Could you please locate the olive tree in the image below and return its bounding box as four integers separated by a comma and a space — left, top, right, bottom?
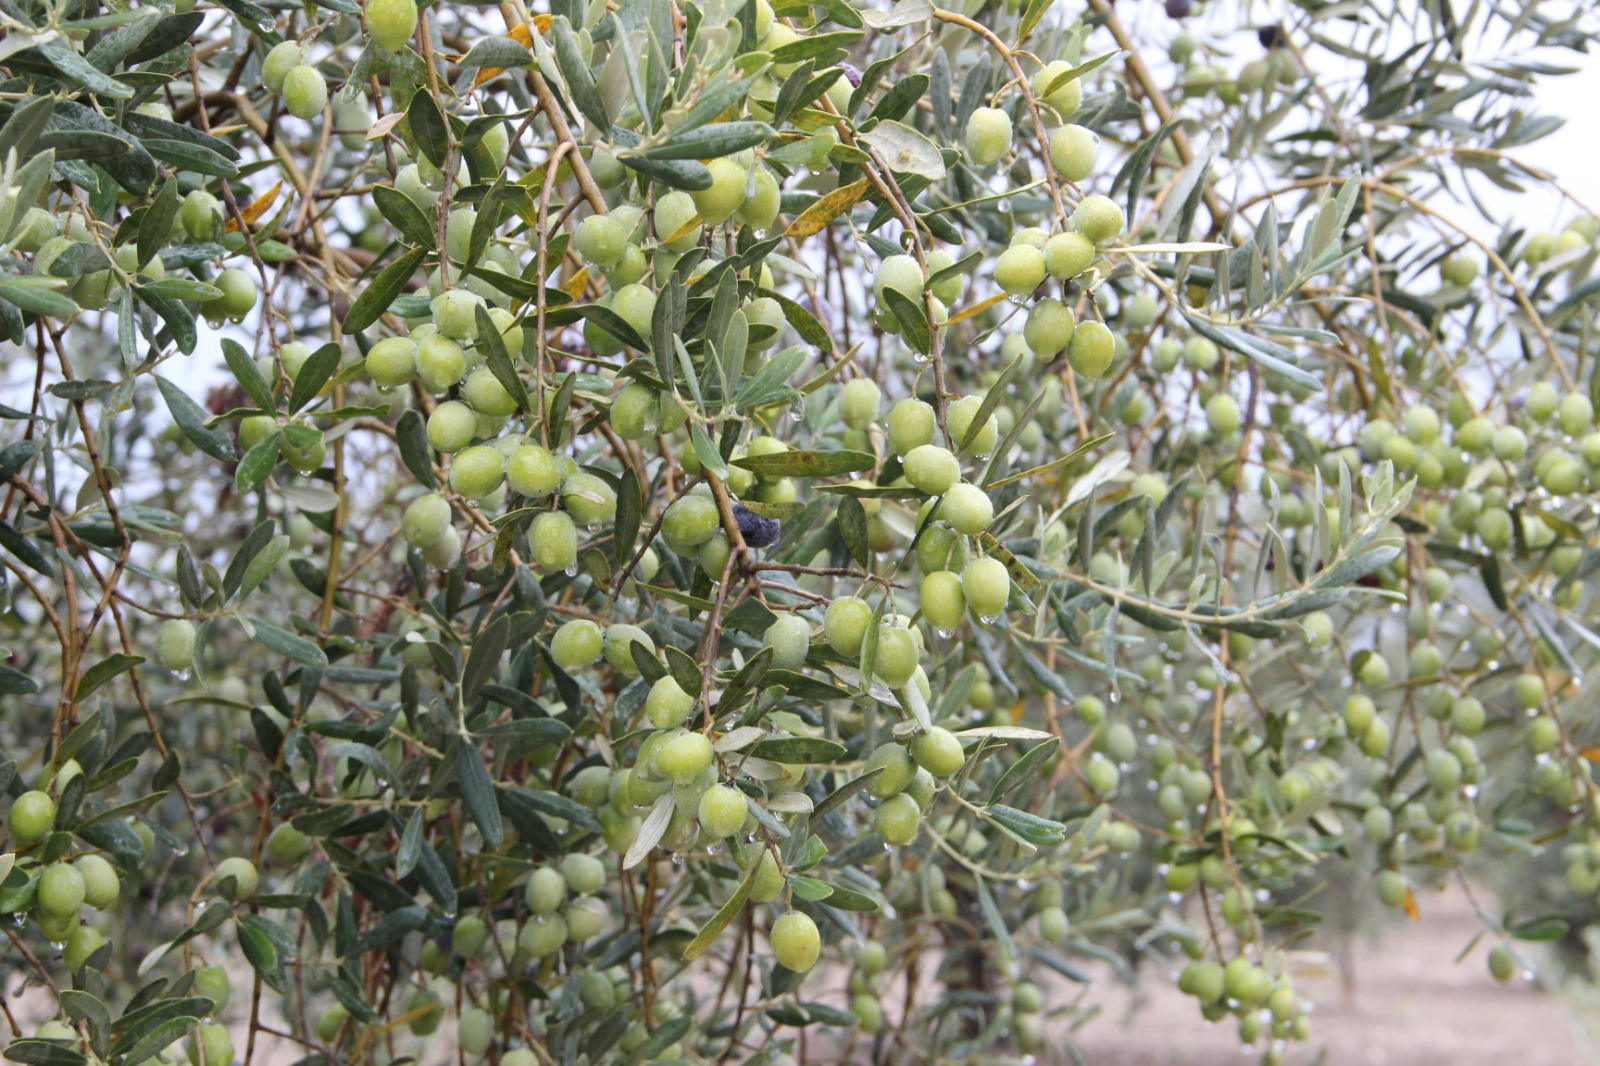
2, 0, 1599, 1061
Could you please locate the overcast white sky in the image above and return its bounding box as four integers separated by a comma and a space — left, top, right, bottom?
1500, 47, 1600, 223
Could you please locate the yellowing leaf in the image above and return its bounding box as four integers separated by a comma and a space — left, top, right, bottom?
665, 215, 706, 248
225, 182, 282, 233
786, 178, 869, 239
1402, 886, 1420, 922
473, 17, 552, 88
1581, 746, 1600, 762
947, 291, 1008, 326
562, 266, 590, 301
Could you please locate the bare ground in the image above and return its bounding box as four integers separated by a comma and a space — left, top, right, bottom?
1070, 883, 1597, 1065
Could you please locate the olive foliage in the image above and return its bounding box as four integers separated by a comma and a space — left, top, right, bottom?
2, 0, 1600, 1062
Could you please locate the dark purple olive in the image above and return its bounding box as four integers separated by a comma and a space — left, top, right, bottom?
732, 504, 781, 548
1165, 0, 1192, 17
1258, 24, 1285, 48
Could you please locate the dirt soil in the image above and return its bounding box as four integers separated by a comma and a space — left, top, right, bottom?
1070, 883, 1597, 1065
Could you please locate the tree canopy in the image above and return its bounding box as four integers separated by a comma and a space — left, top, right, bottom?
3, 0, 1600, 1062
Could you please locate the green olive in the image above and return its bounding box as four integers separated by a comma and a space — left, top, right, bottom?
770, 911, 821, 972
368, 0, 418, 51
282, 65, 328, 120
965, 107, 1013, 166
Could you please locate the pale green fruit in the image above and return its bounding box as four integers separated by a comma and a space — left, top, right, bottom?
458, 1008, 493, 1057
551, 619, 603, 669
1073, 195, 1125, 245
887, 398, 936, 456
940, 482, 993, 535
181, 190, 221, 241
575, 214, 627, 269
1049, 124, 1099, 182
1024, 298, 1075, 356
698, 784, 748, 838
188, 1022, 234, 1066
460, 366, 516, 417
1033, 61, 1083, 116
449, 445, 504, 501
529, 510, 578, 571
213, 856, 258, 899
903, 445, 960, 495
406, 988, 444, 1036
334, 98, 371, 150
965, 107, 1013, 166
873, 625, 919, 687
748, 849, 785, 902
525, 866, 567, 914
692, 158, 748, 225
653, 728, 713, 784
925, 249, 965, 305
962, 556, 1010, 619
562, 471, 617, 527
911, 726, 966, 777
156, 619, 197, 671
560, 853, 606, 895
875, 792, 921, 845
1206, 393, 1241, 435
564, 896, 607, 941
734, 168, 781, 229
1067, 321, 1115, 379
602, 623, 654, 675
646, 675, 696, 729
8, 790, 55, 843
433, 288, 484, 341
415, 334, 465, 392
611, 382, 661, 440
995, 244, 1046, 295
920, 570, 966, 631
193, 964, 232, 1012
1044, 231, 1095, 279
770, 911, 821, 972
762, 614, 811, 670
283, 65, 328, 120
368, 0, 418, 50
427, 401, 476, 453
840, 377, 882, 430
366, 336, 417, 389
262, 41, 302, 94
947, 394, 997, 455
655, 191, 702, 252
874, 254, 924, 305
864, 739, 915, 797
38, 863, 86, 919
507, 444, 561, 498
396, 164, 438, 210
824, 595, 872, 655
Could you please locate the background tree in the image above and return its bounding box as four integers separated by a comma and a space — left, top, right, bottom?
2, 0, 1600, 1063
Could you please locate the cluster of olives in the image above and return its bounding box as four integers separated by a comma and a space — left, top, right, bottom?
1514, 213, 1599, 273
25, 200, 258, 323
5, 788, 117, 971
1177, 954, 1310, 1055
513, 859, 611, 958
392, 124, 513, 214
1169, 29, 1305, 106
859, 729, 967, 845
263, 41, 329, 121
374, 284, 625, 572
